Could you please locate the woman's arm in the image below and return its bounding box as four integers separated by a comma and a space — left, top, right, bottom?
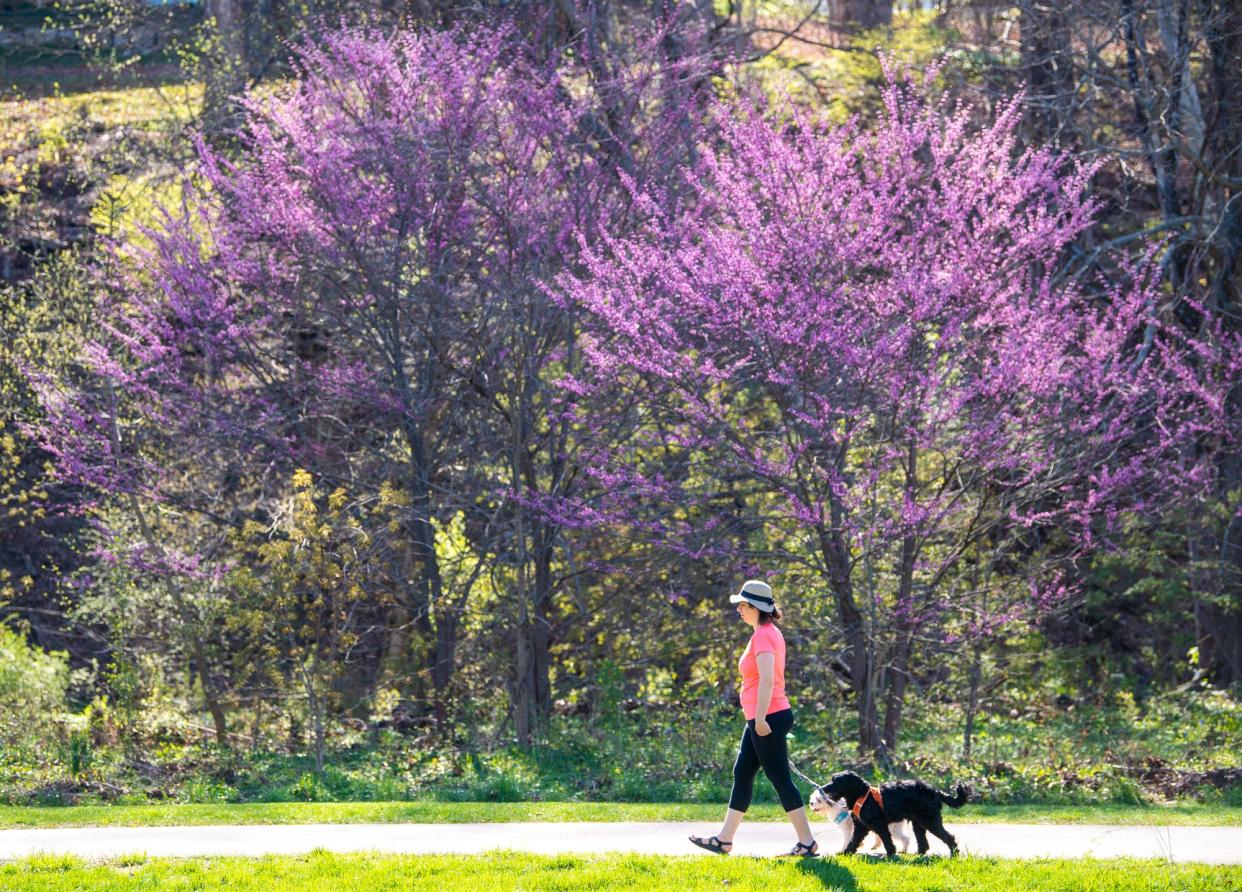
754, 651, 775, 735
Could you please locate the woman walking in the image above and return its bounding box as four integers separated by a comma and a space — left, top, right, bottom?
690, 580, 818, 857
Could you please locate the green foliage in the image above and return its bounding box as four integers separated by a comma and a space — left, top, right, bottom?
177, 778, 235, 804
59, 731, 93, 778
0, 248, 95, 608
225, 469, 380, 771
89, 170, 192, 255
0, 624, 70, 752
5, 690, 1237, 809
750, 9, 957, 119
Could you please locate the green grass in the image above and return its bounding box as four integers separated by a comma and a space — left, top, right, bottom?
1, 800, 1239, 829
2, 851, 1238, 891
0, 82, 199, 144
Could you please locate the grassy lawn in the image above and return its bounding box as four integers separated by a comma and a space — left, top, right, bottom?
0, 82, 199, 143
1, 800, 1240, 829
2, 851, 1237, 891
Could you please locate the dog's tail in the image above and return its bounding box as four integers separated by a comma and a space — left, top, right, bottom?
938, 783, 970, 808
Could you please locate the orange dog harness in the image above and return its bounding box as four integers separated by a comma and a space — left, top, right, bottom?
850, 785, 884, 819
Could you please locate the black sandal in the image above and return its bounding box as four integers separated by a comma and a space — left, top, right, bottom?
778, 840, 819, 858
689, 835, 733, 855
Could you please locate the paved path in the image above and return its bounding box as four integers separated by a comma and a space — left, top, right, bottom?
1, 821, 1238, 864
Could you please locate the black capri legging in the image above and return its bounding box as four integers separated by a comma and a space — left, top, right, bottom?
727, 708, 803, 813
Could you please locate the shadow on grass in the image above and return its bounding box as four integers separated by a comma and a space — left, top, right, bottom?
794, 853, 961, 889
792, 857, 860, 890
1, 54, 188, 99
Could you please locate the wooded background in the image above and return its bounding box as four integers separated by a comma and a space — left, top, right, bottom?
0, 1, 1239, 803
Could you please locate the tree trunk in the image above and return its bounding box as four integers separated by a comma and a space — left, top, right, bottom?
397, 417, 447, 710
202, 0, 248, 133
858, 649, 881, 757
882, 629, 912, 757
829, 0, 892, 31
405, 422, 440, 637
508, 346, 557, 741
1120, 0, 1188, 240
192, 641, 229, 746
1019, 0, 1074, 142
1198, 0, 1242, 689
110, 374, 230, 746
819, 524, 881, 757
432, 609, 459, 694
532, 518, 555, 715
295, 648, 326, 774
510, 515, 550, 744
1200, 592, 1242, 688
307, 671, 325, 775
512, 545, 539, 748
881, 441, 919, 753
1200, 0, 1242, 316
113, 401, 229, 748
514, 625, 538, 745
963, 642, 983, 760
380, 600, 414, 689
511, 407, 539, 744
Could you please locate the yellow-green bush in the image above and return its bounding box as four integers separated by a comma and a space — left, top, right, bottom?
0, 624, 70, 752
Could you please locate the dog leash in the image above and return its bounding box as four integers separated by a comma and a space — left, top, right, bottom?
787, 758, 823, 789
789, 758, 852, 825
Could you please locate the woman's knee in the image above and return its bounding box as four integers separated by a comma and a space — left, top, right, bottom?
777, 783, 804, 812
733, 758, 756, 785
728, 766, 756, 812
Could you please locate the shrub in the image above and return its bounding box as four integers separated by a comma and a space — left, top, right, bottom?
0, 624, 70, 753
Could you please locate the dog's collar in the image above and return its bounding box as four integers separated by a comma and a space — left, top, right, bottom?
850, 785, 884, 819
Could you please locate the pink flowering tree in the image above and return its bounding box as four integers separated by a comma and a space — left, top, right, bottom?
561, 70, 1240, 757
33, 19, 722, 743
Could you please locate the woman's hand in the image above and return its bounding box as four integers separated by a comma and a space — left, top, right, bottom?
754, 717, 771, 737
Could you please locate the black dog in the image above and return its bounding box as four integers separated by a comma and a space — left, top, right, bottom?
818, 770, 970, 857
